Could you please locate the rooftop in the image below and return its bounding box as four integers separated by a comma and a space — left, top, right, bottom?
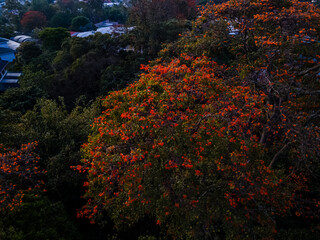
0, 47, 14, 54
7, 40, 20, 50
0, 37, 8, 43
1, 79, 19, 84
0, 59, 20, 91
95, 20, 118, 28
12, 35, 32, 43
5, 72, 22, 78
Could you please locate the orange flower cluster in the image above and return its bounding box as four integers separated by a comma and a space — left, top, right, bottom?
0, 142, 45, 211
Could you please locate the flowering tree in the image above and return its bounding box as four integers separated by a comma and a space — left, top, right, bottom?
77, 1, 320, 239
0, 142, 45, 211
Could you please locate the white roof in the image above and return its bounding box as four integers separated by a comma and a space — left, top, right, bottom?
6, 72, 22, 77
13, 35, 32, 43
104, 3, 120, 7
96, 27, 113, 35
7, 40, 20, 50
73, 26, 133, 38
1, 79, 19, 84
76, 31, 96, 38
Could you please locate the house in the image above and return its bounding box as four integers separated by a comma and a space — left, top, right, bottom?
0, 59, 21, 91
0, 37, 20, 62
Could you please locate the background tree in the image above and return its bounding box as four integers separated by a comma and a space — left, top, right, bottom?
49, 12, 72, 28
0, 108, 23, 148
20, 10, 47, 32
57, 0, 77, 12
128, 0, 197, 56
70, 16, 93, 31
38, 27, 70, 50
29, 0, 56, 20
3, 0, 27, 31
103, 4, 128, 24
0, 17, 14, 38
48, 33, 145, 107
84, 0, 104, 23
4, 0, 24, 12
19, 99, 101, 207
0, 87, 46, 114
0, 194, 82, 240
30, 0, 49, 12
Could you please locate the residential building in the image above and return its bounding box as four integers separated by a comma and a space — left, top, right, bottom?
0, 59, 21, 91
0, 37, 21, 62
0, 47, 15, 62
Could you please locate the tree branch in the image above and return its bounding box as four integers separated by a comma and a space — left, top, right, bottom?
268, 142, 291, 168
297, 64, 320, 76
191, 113, 212, 134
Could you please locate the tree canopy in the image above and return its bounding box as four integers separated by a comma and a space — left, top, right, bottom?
20, 11, 47, 32
78, 0, 320, 239
38, 27, 70, 51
